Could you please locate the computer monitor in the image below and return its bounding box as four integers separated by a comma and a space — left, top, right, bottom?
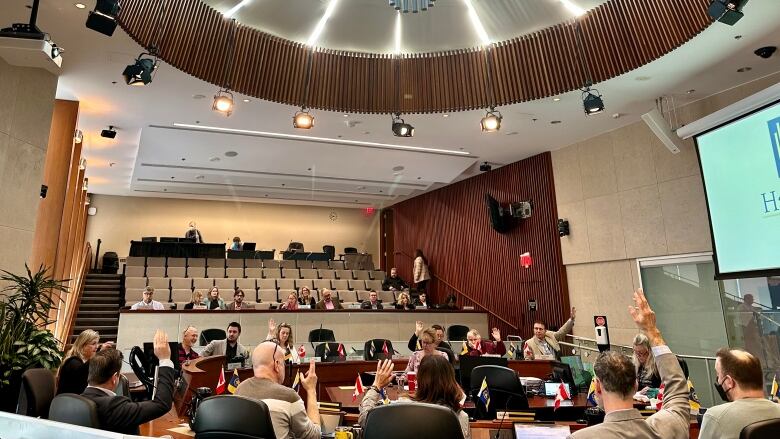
551, 361, 577, 395
543, 382, 571, 397
242, 242, 256, 251
459, 355, 508, 388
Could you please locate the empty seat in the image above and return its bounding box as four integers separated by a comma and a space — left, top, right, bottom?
147, 278, 170, 290
236, 278, 256, 291
207, 258, 225, 268
226, 267, 244, 278
193, 278, 213, 290
126, 256, 145, 266
206, 266, 225, 278
366, 280, 383, 291
146, 257, 165, 267
313, 279, 331, 290
282, 268, 301, 279
171, 278, 192, 290
188, 258, 207, 267
124, 265, 145, 278
245, 259, 263, 268
299, 268, 318, 279
313, 260, 329, 269
263, 268, 282, 279
214, 278, 235, 290
356, 290, 372, 302
226, 258, 244, 268
378, 291, 395, 303
329, 260, 345, 270
336, 270, 354, 280
319, 269, 336, 279
296, 279, 314, 290
49, 394, 99, 428
257, 279, 277, 290
332, 279, 349, 291
124, 289, 144, 302
254, 302, 272, 310
280, 260, 297, 269
278, 289, 296, 301
171, 289, 193, 303
245, 267, 262, 278
167, 266, 186, 278
258, 289, 279, 303
295, 260, 312, 269
370, 270, 387, 281
349, 280, 366, 290
263, 260, 281, 268
16, 368, 55, 418
277, 279, 295, 290
146, 266, 165, 278
125, 277, 147, 289
188, 266, 206, 278
355, 270, 371, 280
338, 290, 358, 303
168, 257, 186, 267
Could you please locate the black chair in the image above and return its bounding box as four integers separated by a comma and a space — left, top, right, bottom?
16, 368, 55, 418
677, 356, 689, 379
200, 328, 227, 346
469, 365, 528, 419
364, 402, 465, 439
141, 236, 157, 242
447, 325, 469, 342
48, 394, 99, 428
129, 346, 155, 398
364, 339, 394, 360
436, 346, 456, 364
308, 328, 335, 346
314, 342, 347, 362
287, 242, 304, 253
192, 395, 276, 439
322, 245, 336, 260
740, 418, 780, 439
344, 247, 358, 254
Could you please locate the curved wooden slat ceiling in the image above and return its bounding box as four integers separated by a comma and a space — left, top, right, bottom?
118, 0, 712, 114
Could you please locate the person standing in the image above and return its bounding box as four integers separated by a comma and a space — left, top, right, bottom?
185, 221, 203, 243
413, 249, 431, 293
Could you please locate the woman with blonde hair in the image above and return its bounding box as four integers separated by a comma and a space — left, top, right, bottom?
57, 329, 112, 394
267, 319, 300, 363
394, 292, 415, 310
184, 290, 206, 309
633, 333, 661, 389
297, 286, 316, 307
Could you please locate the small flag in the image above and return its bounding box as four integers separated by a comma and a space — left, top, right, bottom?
688, 379, 701, 411
523, 341, 533, 360
771, 375, 779, 402
416, 338, 422, 350
292, 371, 301, 392
586, 377, 597, 406
337, 343, 346, 358
478, 376, 491, 411
655, 383, 665, 410
216, 368, 226, 394
324, 342, 331, 356
227, 369, 240, 394
298, 344, 306, 359
553, 382, 570, 411
379, 387, 390, 405
508, 342, 516, 359
352, 374, 364, 401
284, 350, 292, 362
382, 340, 389, 355
369, 342, 376, 358
461, 341, 469, 355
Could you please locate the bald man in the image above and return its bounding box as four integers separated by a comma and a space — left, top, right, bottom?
234, 342, 321, 439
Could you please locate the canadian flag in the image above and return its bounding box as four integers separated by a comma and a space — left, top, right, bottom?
382, 340, 389, 355
337, 343, 346, 358
352, 374, 364, 401
523, 341, 534, 359
553, 382, 570, 411
298, 344, 306, 359
216, 368, 226, 394
656, 383, 665, 410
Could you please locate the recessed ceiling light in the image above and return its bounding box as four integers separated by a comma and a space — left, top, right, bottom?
357, 186, 366, 190
551, 120, 562, 124
635, 76, 651, 81
442, 114, 449, 118
75, 3, 86, 9
193, 94, 206, 99
737, 66, 752, 73
343, 114, 349, 117
225, 151, 238, 157
242, 98, 250, 103
170, 176, 175, 179
553, 97, 561, 102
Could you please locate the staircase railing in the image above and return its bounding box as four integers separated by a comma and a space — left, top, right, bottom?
55, 242, 91, 344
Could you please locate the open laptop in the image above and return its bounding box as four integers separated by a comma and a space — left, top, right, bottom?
543, 382, 571, 398
514, 424, 571, 438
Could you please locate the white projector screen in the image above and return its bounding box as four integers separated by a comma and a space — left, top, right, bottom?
695, 99, 780, 279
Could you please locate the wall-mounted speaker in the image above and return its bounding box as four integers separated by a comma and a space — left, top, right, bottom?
641, 108, 687, 154
87, 207, 97, 216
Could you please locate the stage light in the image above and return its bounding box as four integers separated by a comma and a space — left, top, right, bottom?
100, 126, 117, 139
707, 0, 748, 26
122, 54, 158, 86
582, 88, 605, 115
480, 107, 502, 132
293, 108, 314, 129
212, 90, 234, 116
391, 114, 414, 137
86, 0, 120, 36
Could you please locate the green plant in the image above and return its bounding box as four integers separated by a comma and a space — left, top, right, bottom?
0, 264, 68, 388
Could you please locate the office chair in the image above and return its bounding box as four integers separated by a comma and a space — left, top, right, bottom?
447, 325, 469, 342
16, 368, 55, 418
192, 395, 276, 439
287, 242, 304, 253
364, 339, 394, 360
322, 245, 336, 260
200, 328, 227, 346
48, 394, 99, 428
129, 346, 155, 398
436, 346, 456, 364
314, 342, 347, 362
364, 402, 465, 439
740, 418, 780, 439
469, 365, 529, 419
308, 328, 335, 346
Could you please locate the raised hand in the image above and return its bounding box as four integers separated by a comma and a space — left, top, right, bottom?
268, 319, 277, 336
491, 328, 501, 341
100, 341, 115, 351
415, 320, 424, 336
300, 359, 318, 393
372, 359, 395, 389
628, 289, 656, 332
153, 330, 171, 361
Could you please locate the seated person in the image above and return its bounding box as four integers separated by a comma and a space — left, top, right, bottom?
315, 288, 344, 310
202, 322, 251, 367
230, 236, 242, 251
444, 293, 457, 309
382, 267, 409, 291
413, 292, 430, 308
130, 286, 165, 310
523, 307, 575, 360
360, 357, 470, 439
408, 321, 452, 351
267, 319, 301, 364
205, 286, 226, 310
405, 328, 449, 372
633, 333, 661, 390
185, 220, 203, 243
183, 290, 206, 309
81, 331, 175, 435
227, 288, 254, 310
699, 348, 780, 439
298, 286, 316, 307
394, 292, 415, 310
235, 342, 321, 439
360, 290, 383, 310
178, 326, 200, 364
281, 292, 300, 310
463, 328, 506, 357
57, 330, 113, 395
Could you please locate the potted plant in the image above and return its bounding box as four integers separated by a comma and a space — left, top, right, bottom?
0, 265, 68, 412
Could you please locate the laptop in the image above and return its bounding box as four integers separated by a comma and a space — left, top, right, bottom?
514, 424, 571, 438
543, 382, 571, 398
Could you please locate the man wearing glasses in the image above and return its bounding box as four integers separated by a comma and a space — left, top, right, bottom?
227, 288, 254, 310
235, 341, 321, 439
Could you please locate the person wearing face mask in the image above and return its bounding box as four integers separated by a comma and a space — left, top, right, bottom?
235, 342, 321, 439
698, 348, 780, 439
569, 289, 689, 439
523, 307, 575, 360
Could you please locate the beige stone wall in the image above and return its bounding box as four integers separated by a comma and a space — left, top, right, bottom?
86, 194, 381, 264
553, 72, 780, 345
0, 57, 58, 280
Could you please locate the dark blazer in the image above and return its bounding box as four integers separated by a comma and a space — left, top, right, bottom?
57, 356, 89, 395
81, 366, 175, 435
360, 301, 383, 310
315, 299, 344, 310
394, 303, 415, 310
298, 297, 316, 307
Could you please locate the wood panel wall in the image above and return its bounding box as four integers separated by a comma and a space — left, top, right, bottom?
117, 0, 712, 114
389, 152, 566, 338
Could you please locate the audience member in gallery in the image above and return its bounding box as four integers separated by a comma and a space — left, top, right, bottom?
185, 220, 203, 243
633, 333, 661, 390
463, 328, 506, 357
413, 292, 430, 308
130, 286, 165, 310
183, 290, 206, 309
523, 307, 575, 360
281, 292, 300, 310
381, 267, 409, 291
178, 325, 200, 364
394, 292, 415, 310
202, 322, 251, 367
206, 286, 226, 310
57, 329, 113, 395
413, 249, 431, 293
230, 236, 242, 251
315, 288, 344, 310
408, 321, 452, 351
227, 288, 254, 310
405, 328, 449, 372
360, 290, 384, 310
298, 286, 316, 307
267, 319, 301, 364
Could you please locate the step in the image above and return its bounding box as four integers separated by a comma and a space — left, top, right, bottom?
82, 290, 121, 297
73, 325, 117, 333
84, 282, 121, 289
81, 297, 120, 304
87, 274, 123, 279
76, 317, 119, 326
78, 303, 119, 310
76, 310, 120, 318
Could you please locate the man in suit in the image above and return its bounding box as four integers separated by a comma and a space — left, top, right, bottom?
226, 288, 254, 310
569, 289, 689, 439
315, 288, 344, 310
360, 290, 383, 310
202, 322, 252, 367
81, 330, 175, 435
523, 307, 576, 360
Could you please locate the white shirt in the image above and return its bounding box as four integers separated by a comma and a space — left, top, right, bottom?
131, 299, 165, 310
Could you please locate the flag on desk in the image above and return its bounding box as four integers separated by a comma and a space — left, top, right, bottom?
478, 376, 491, 411
298, 344, 306, 360
523, 341, 533, 360
227, 369, 240, 394
379, 388, 390, 405
688, 379, 701, 412
216, 368, 226, 394
655, 383, 665, 410
352, 374, 364, 401
771, 375, 779, 402
586, 377, 597, 406
292, 371, 301, 392
337, 343, 346, 358
369, 341, 376, 358
284, 350, 292, 362
553, 382, 570, 411
382, 340, 389, 356
508, 342, 517, 359
324, 342, 331, 357
461, 341, 469, 356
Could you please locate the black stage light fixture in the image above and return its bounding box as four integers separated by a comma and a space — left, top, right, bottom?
582, 88, 605, 115
122, 54, 158, 86
479, 162, 492, 172
391, 113, 414, 137
480, 107, 502, 133
707, 0, 748, 26
86, 0, 121, 36
100, 125, 117, 139
558, 219, 570, 237
293, 108, 314, 129
40, 184, 48, 199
